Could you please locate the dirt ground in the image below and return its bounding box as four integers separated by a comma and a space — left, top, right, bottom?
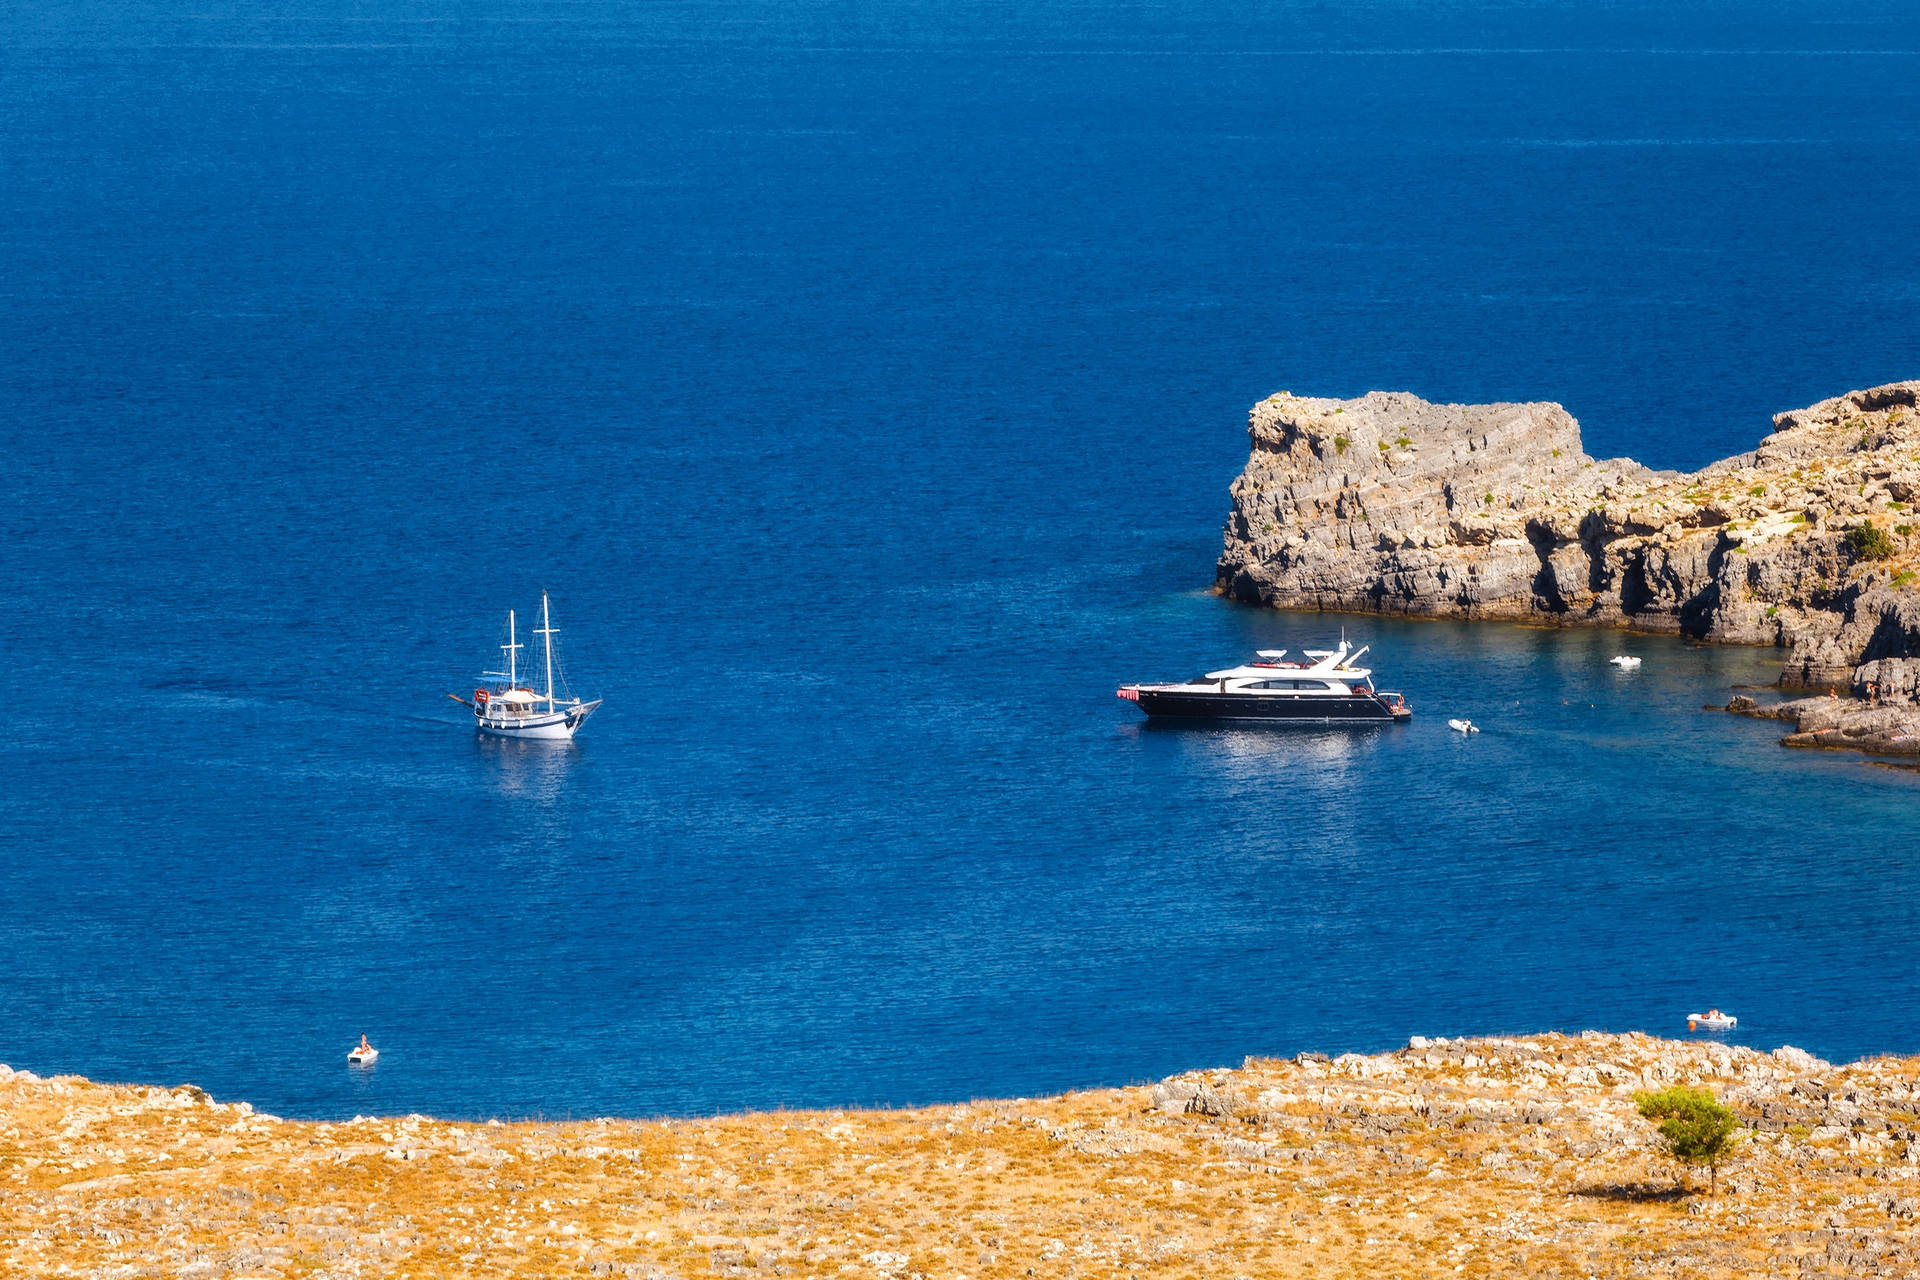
3, 1032, 1916, 1278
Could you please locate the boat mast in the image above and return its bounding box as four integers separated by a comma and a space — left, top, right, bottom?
505, 609, 519, 689
537, 591, 556, 711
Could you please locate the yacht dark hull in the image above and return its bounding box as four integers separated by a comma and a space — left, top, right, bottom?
1129, 689, 1406, 724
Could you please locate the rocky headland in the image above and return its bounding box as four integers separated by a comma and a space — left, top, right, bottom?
1216, 382, 1920, 754
5, 1035, 1920, 1278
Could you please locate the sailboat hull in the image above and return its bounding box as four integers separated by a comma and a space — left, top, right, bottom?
475, 700, 601, 741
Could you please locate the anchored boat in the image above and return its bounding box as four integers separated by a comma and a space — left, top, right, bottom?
1117, 641, 1411, 725
450, 592, 602, 740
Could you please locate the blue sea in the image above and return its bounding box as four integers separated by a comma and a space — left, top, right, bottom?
7, 0, 1920, 1120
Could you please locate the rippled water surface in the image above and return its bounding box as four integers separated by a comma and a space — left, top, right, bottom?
7, 0, 1920, 1118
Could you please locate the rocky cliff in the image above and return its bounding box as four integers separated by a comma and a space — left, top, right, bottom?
6, 1035, 1920, 1278
1217, 383, 1920, 687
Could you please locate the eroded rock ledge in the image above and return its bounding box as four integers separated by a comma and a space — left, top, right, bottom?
6, 1035, 1920, 1278
1216, 383, 1920, 689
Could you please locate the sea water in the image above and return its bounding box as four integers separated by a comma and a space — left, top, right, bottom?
5, 0, 1920, 1119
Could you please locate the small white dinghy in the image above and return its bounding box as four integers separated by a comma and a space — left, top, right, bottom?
1447, 718, 1479, 734
348, 1035, 379, 1065
1687, 1009, 1736, 1031
1609, 655, 1642, 669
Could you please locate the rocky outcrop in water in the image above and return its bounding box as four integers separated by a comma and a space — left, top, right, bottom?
1729, 680, 1920, 759
1217, 383, 1920, 687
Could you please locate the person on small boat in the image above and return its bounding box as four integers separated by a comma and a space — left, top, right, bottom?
356, 1034, 373, 1055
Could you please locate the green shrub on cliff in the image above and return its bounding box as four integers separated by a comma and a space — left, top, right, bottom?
1846, 524, 1897, 561
1333, 435, 1349, 455
1635, 1086, 1740, 1194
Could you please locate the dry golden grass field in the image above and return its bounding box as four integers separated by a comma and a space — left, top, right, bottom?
3, 1032, 1917, 1278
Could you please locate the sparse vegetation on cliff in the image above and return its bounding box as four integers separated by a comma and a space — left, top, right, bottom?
1847, 523, 1897, 561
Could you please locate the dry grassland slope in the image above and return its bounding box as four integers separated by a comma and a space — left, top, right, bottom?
4, 1033, 1920, 1278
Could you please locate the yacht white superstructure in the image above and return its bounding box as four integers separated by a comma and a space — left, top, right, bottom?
452, 592, 601, 740
1117, 639, 1410, 724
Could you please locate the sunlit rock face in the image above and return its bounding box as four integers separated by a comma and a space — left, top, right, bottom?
1218, 382, 1920, 685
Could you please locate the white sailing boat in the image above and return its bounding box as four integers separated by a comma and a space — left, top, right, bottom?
451, 592, 602, 740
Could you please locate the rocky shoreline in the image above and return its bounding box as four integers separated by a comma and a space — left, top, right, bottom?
6, 1034, 1920, 1278
1728, 684, 1920, 761
1216, 382, 1920, 757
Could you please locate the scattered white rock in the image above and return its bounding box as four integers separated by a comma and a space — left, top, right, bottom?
1774, 1045, 1831, 1072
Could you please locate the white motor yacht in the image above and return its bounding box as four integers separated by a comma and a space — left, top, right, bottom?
1117, 640, 1411, 725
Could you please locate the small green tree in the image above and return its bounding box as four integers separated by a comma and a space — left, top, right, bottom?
1846, 523, 1897, 561
1635, 1086, 1741, 1194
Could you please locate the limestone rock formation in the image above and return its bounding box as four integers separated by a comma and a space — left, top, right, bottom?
1217, 383, 1920, 687
1730, 683, 1920, 758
